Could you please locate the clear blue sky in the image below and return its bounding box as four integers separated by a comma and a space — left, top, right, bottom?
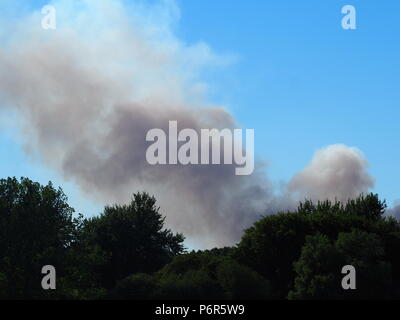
1, 0, 399, 218
176, 0, 400, 205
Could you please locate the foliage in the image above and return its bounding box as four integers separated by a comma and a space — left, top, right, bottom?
236, 193, 400, 299
0, 177, 78, 299
111, 252, 271, 300
289, 230, 392, 299
0, 177, 399, 300
82, 192, 185, 289
109, 273, 158, 300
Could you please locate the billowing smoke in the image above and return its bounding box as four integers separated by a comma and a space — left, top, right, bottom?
288, 144, 375, 202
0, 0, 276, 247
387, 201, 400, 220
0, 0, 378, 247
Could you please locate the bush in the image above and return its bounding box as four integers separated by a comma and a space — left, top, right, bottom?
110, 273, 158, 300
289, 230, 393, 299
236, 194, 400, 299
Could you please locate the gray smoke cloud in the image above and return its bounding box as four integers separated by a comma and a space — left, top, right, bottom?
0, 0, 277, 247
387, 201, 400, 220
0, 0, 379, 247
288, 144, 375, 203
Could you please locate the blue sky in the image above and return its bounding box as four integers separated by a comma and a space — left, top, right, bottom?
1, 0, 399, 221
176, 0, 400, 204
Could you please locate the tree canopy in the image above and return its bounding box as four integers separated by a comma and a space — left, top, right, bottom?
0, 177, 399, 300
82, 192, 185, 289
0, 177, 77, 299
236, 194, 400, 299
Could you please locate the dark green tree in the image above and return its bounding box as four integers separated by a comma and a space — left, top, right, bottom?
335, 229, 392, 299
109, 273, 158, 300
235, 212, 310, 298
236, 193, 400, 299
288, 233, 343, 300
289, 230, 392, 299
83, 192, 185, 289
0, 177, 79, 299
110, 251, 271, 300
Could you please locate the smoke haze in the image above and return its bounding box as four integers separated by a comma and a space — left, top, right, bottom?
288, 144, 374, 203
0, 0, 383, 247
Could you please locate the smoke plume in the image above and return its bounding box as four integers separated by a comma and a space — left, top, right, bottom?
288, 144, 374, 202
0, 0, 377, 247
387, 201, 400, 220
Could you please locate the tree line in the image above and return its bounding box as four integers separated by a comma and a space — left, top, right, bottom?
0, 177, 399, 300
